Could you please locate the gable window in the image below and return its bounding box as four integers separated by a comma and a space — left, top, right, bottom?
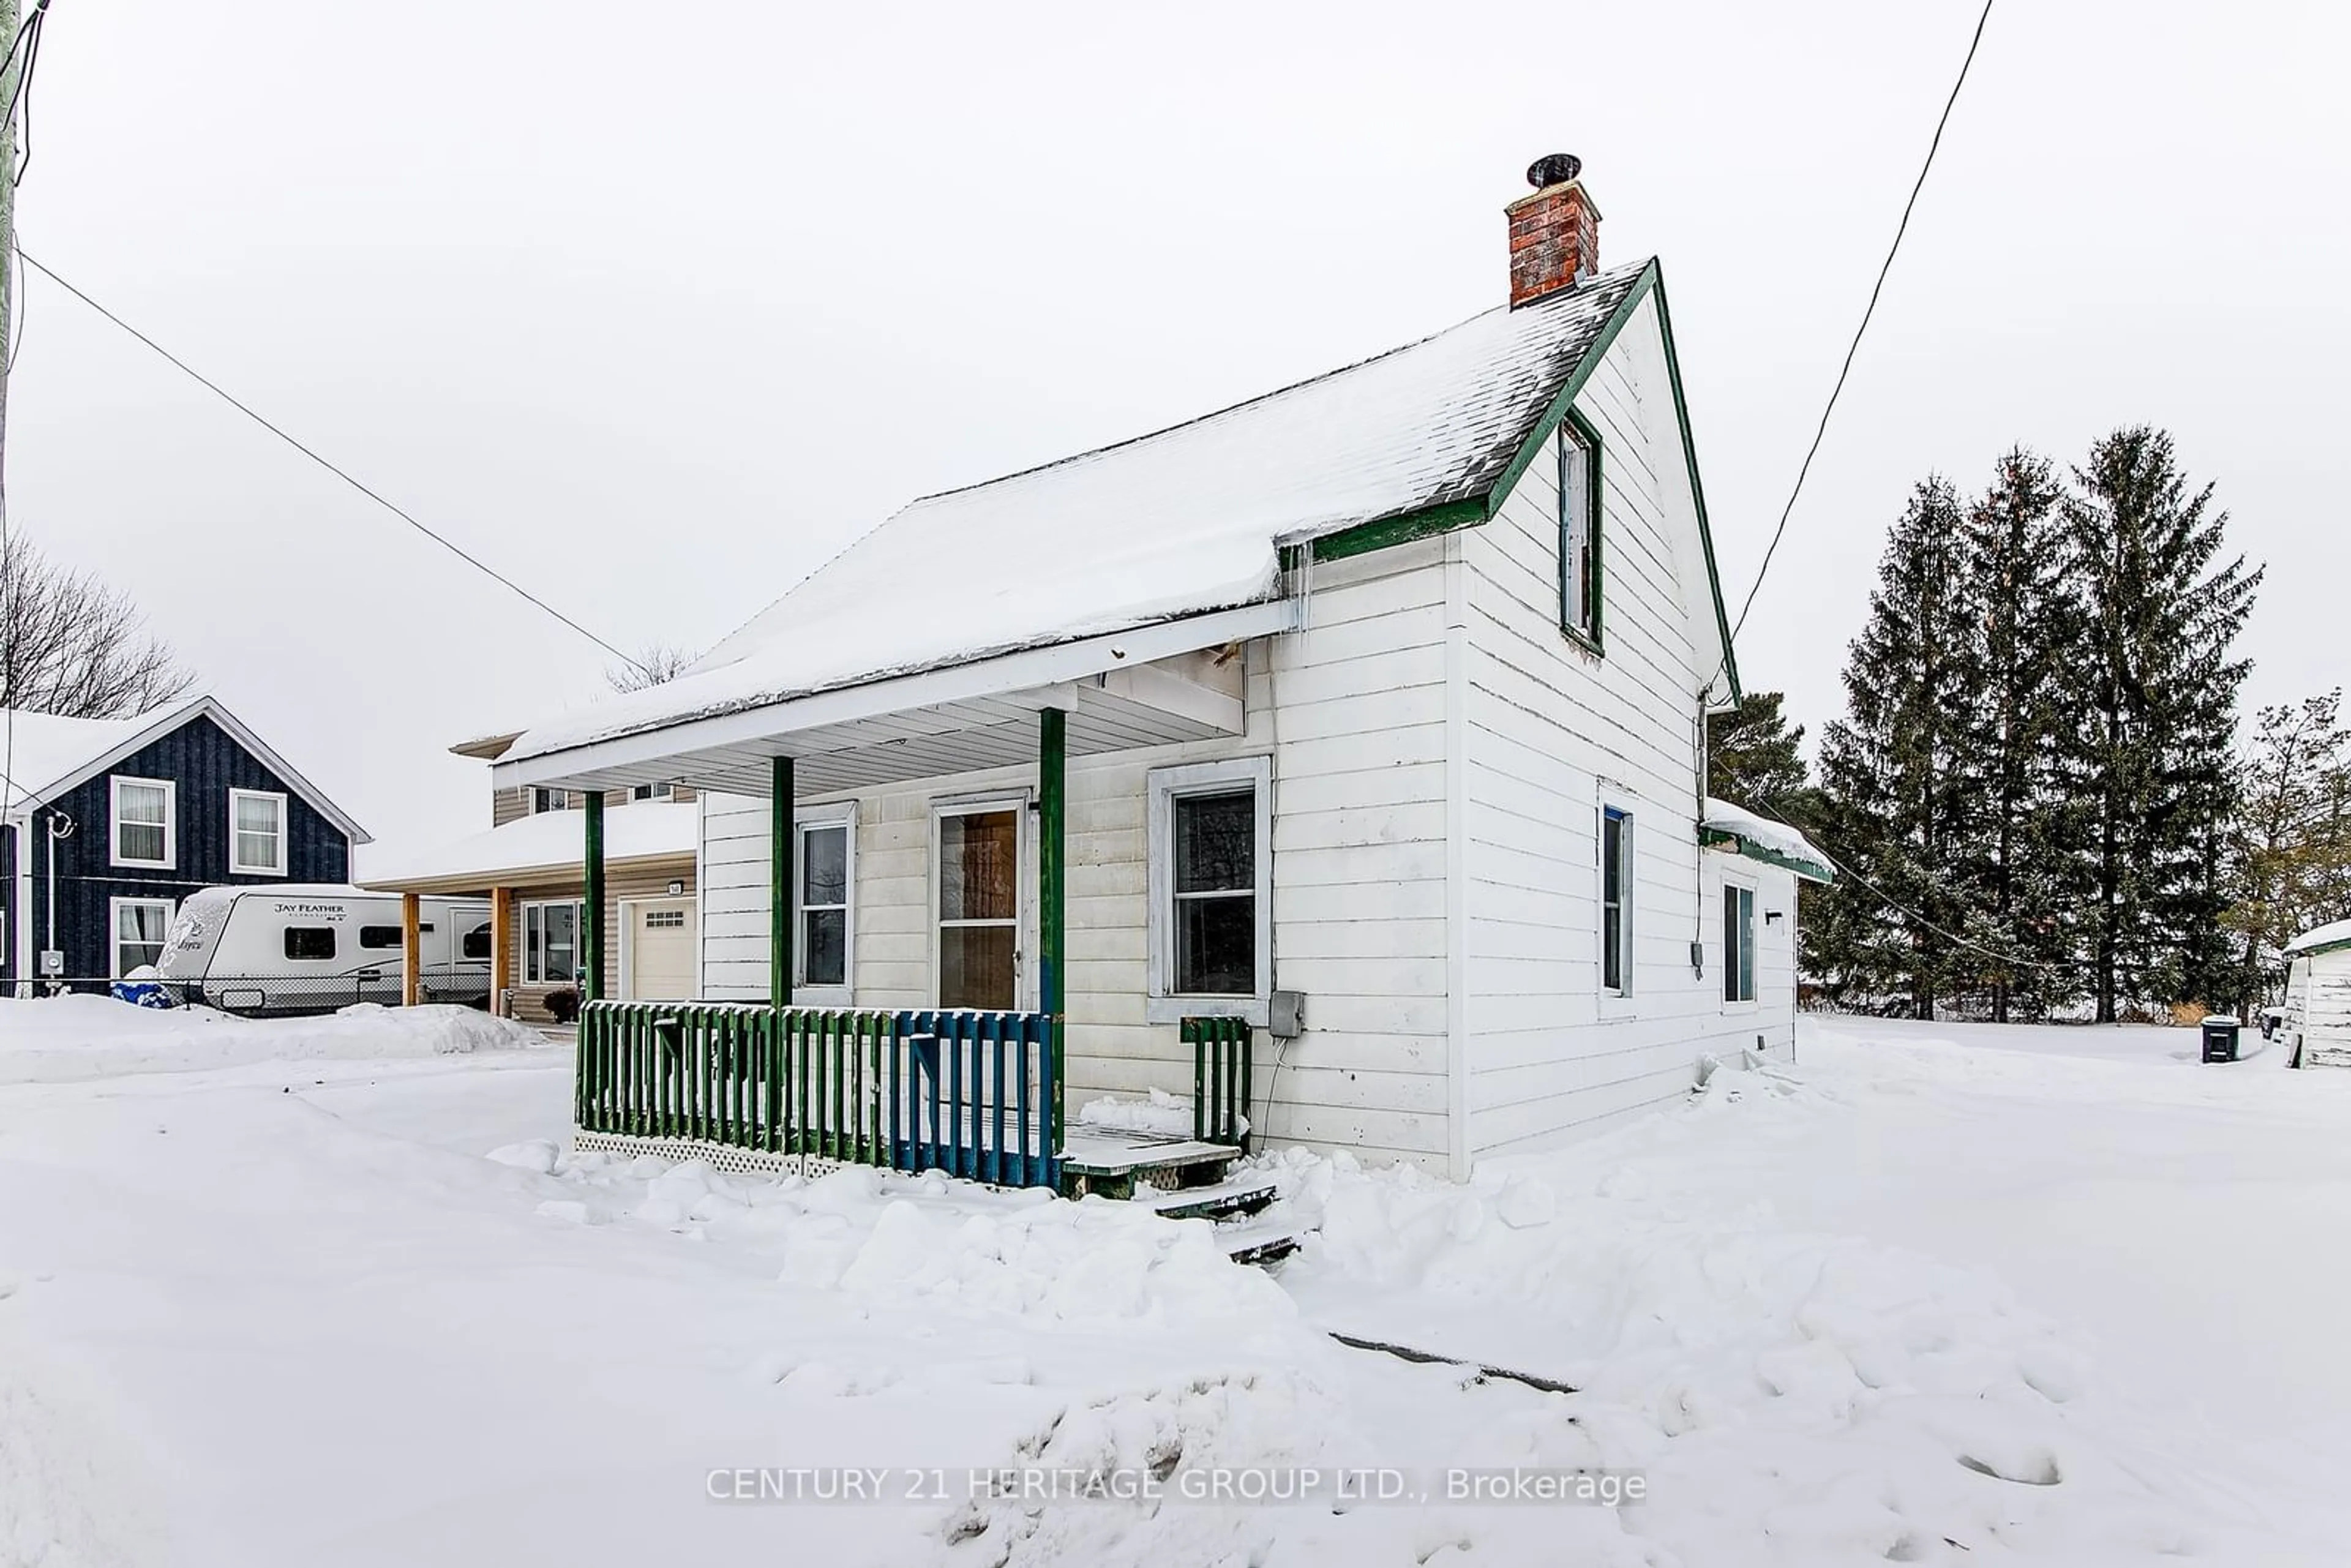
525, 901, 583, 985
1557, 412, 1603, 648
797, 812, 854, 992
111, 897, 174, 977
229, 789, 288, 876
1146, 757, 1273, 1023
283, 926, 337, 962
111, 777, 176, 869
1601, 805, 1632, 994
1723, 884, 1757, 1003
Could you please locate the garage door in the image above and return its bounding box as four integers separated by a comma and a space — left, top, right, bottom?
627, 899, 698, 1001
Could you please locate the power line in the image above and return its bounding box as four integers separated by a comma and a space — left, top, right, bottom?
16, 249, 648, 675
1, 0, 44, 186
1744, 797, 2058, 973
1727, 0, 1997, 646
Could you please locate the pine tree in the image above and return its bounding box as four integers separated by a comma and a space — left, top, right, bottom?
1951, 449, 2077, 1019
2058, 427, 2261, 1020
1706, 691, 1816, 820
1814, 478, 1979, 1017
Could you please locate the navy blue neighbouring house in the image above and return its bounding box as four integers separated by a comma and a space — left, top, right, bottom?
0, 695, 370, 985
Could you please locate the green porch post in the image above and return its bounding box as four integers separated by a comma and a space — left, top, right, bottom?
582, 791, 606, 1002
1038, 708, 1066, 1152
770, 755, 793, 1008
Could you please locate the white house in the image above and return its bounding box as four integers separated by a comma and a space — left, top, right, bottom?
2282, 920, 2351, 1069
490, 156, 1830, 1185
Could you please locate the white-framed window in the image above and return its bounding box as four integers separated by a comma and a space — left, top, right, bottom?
1601, 805, 1632, 994
110, 776, 176, 869
1557, 412, 1602, 647
532, 788, 572, 814
796, 805, 856, 994
228, 788, 288, 876
631, 782, 675, 801
1146, 757, 1273, 1024
111, 896, 175, 977
1723, 883, 1757, 1004
523, 900, 584, 985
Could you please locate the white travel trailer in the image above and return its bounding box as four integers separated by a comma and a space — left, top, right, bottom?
152, 885, 495, 1016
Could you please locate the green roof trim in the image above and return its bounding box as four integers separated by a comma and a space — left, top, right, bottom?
1299, 259, 1742, 703
2289, 934, 2351, 961
1310, 497, 1485, 563
1701, 824, 1834, 884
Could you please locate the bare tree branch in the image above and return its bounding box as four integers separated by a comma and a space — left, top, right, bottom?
0, 535, 195, 718
606, 641, 695, 694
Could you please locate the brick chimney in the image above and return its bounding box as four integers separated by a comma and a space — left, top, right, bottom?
1507, 153, 1600, 309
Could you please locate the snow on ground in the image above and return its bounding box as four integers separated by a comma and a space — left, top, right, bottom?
2, 1001, 2347, 1566
0, 994, 546, 1085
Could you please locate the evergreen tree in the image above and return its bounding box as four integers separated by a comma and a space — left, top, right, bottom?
1706, 691, 1817, 820
1951, 449, 2077, 1019
1814, 478, 1979, 1017
2058, 427, 2261, 1020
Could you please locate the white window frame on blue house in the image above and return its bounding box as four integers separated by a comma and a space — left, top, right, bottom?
110, 895, 176, 978
110, 776, 176, 869
1144, 755, 1273, 1026
228, 788, 288, 877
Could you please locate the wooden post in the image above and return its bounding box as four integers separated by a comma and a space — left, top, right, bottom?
770, 756, 793, 1008
489, 885, 514, 1016
582, 792, 606, 1003
1038, 708, 1066, 1157
399, 891, 421, 1007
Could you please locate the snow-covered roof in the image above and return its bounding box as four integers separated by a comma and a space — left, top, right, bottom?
503, 259, 1660, 766
0, 700, 204, 812
0, 695, 370, 842
1701, 797, 1834, 882
358, 801, 697, 892
2285, 919, 2351, 959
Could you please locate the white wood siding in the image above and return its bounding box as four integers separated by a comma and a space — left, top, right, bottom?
695, 540, 1457, 1168
1457, 291, 1788, 1156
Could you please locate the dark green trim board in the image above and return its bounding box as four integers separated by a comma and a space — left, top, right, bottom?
771, 756, 793, 1007
1038, 709, 1066, 1019
1558, 407, 1605, 655
582, 792, 607, 1002
1647, 266, 1743, 703
1309, 497, 1485, 563
1700, 825, 1834, 884
1481, 259, 1660, 514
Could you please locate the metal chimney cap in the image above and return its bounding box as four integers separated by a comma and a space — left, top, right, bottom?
1526, 153, 1583, 190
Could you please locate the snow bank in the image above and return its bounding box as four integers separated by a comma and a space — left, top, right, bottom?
0, 994, 546, 1084
1076, 1087, 1201, 1137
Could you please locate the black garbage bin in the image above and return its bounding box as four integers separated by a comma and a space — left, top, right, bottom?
2200, 1015, 2240, 1063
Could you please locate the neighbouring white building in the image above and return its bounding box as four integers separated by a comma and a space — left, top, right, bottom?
2282, 920, 2351, 1069
487, 155, 1831, 1184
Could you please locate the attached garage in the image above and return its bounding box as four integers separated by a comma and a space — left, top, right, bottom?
623, 898, 698, 1001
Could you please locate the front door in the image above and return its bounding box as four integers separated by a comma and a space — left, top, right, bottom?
626, 897, 698, 1001
933, 801, 1025, 1010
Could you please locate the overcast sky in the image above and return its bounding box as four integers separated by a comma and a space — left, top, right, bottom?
9, 0, 2345, 862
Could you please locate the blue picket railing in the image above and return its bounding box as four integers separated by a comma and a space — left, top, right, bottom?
576, 1000, 1061, 1189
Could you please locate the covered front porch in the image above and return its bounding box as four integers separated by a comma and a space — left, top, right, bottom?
503, 606, 1291, 1192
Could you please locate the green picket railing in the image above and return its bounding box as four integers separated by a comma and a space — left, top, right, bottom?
575, 1000, 1060, 1186
1184, 1015, 1253, 1150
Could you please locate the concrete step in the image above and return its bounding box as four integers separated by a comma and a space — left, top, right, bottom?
1139, 1174, 1280, 1224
